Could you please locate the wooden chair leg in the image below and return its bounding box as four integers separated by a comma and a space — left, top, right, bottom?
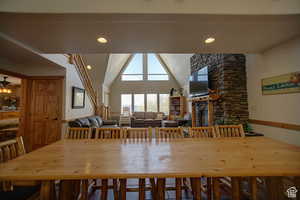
101, 179, 108, 200
175, 178, 182, 200
191, 178, 202, 200
207, 177, 212, 200
80, 180, 88, 200
231, 177, 240, 200
40, 181, 51, 200
266, 177, 284, 200
59, 180, 74, 200
113, 179, 119, 200
157, 178, 166, 200
139, 178, 146, 200
150, 178, 157, 200
119, 179, 127, 200
250, 177, 257, 200
212, 178, 220, 200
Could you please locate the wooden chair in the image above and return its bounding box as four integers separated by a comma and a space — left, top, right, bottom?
155, 127, 183, 139
95, 127, 123, 139
63, 128, 92, 200
214, 124, 245, 138
188, 127, 215, 199
189, 126, 215, 138
0, 137, 47, 200
122, 127, 152, 139
94, 128, 124, 200
213, 124, 247, 200
119, 127, 154, 200
65, 127, 92, 139
155, 127, 186, 200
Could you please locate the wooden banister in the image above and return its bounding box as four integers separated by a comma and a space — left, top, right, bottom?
67, 54, 97, 110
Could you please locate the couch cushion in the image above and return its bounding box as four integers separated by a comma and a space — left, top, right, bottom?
145, 112, 155, 119
68, 120, 82, 127
88, 117, 100, 128
133, 112, 145, 119
75, 118, 91, 127
94, 116, 103, 127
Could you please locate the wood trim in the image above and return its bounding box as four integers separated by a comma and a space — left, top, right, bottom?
0, 69, 28, 78
249, 119, 300, 131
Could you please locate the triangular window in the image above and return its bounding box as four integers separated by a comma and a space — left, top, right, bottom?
122, 54, 143, 81
147, 54, 169, 80
121, 53, 169, 81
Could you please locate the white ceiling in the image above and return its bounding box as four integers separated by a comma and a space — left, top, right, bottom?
1, 0, 299, 14
0, 13, 299, 53
103, 54, 131, 87
160, 54, 192, 87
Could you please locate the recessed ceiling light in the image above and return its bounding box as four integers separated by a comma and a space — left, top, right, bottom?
86, 65, 92, 70
97, 37, 108, 44
205, 37, 215, 44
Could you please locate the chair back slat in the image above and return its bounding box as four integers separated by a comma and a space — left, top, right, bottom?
95, 128, 123, 139
155, 127, 183, 139
65, 128, 92, 139
0, 137, 26, 191
123, 128, 152, 139
189, 127, 215, 138
214, 124, 245, 138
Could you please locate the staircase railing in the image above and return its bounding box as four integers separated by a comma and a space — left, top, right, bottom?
67, 54, 98, 110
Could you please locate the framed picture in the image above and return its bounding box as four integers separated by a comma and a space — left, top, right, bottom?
72, 87, 85, 108
262, 71, 300, 95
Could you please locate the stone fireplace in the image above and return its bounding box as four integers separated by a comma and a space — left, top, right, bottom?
190, 54, 249, 125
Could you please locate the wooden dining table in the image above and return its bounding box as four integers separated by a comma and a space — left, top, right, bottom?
0, 137, 299, 200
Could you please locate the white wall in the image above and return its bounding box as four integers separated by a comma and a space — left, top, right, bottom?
109, 56, 181, 115
246, 37, 300, 146
160, 54, 192, 112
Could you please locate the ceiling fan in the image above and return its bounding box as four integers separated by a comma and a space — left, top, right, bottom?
0, 76, 10, 88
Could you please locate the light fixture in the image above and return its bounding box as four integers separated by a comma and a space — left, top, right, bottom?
86, 65, 92, 70
0, 76, 12, 94
97, 37, 108, 44
205, 37, 215, 44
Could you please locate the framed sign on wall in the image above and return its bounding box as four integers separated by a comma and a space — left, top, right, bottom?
72, 87, 85, 108
262, 71, 300, 95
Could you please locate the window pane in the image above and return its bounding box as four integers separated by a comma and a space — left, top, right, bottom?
148, 74, 169, 80
147, 94, 158, 112
159, 94, 169, 114
122, 75, 143, 81
121, 94, 132, 114
123, 54, 143, 74
147, 54, 168, 74
134, 94, 145, 112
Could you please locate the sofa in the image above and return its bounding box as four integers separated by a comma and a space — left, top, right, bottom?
131, 112, 167, 127
68, 115, 118, 128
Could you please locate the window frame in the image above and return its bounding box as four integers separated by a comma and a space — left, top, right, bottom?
120, 93, 170, 114
121, 54, 169, 82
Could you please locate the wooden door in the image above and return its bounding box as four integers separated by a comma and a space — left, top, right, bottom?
20, 78, 63, 151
